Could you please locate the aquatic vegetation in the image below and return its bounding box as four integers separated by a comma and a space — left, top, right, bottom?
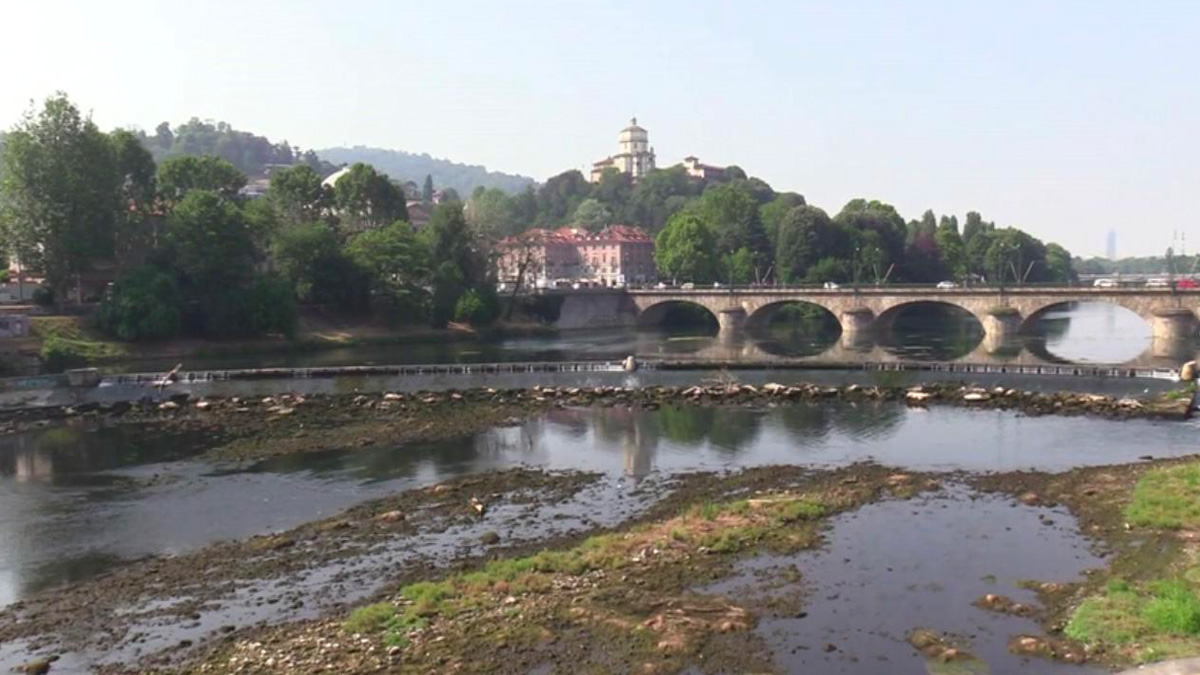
1065, 576, 1200, 662
1125, 461, 1200, 529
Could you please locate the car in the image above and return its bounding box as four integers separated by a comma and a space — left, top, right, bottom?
655, 281, 668, 289
823, 281, 840, 290
712, 282, 722, 288
1146, 278, 1170, 288
1093, 278, 1118, 288
1178, 278, 1198, 289
681, 282, 695, 290
935, 280, 958, 289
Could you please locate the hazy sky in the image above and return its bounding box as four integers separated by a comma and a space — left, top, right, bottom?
3, 1, 1198, 257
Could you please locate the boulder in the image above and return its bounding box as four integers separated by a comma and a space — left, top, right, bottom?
1182, 360, 1197, 382
963, 392, 991, 402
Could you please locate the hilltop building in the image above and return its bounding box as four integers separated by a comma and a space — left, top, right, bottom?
681, 156, 725, 181
496, 225, 655, 288
590, 118, 656, 183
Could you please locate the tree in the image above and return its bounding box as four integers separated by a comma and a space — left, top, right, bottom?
345, 222, 428, 320
466, 187, 517, 237
593, 168, 633, 218
935, 215, 968, 280
903, 210, 942, 281
962, 211, 991, 247
654, 212, 717, 283
834, 199, 907, 279
332, 163, 407, 231
626, 166, 699, 233
536, 170, 591, 225
696, 182, 770, 279
153, 122, 174, 150
268, 164, 331, 225
271, 222, 367, 310
157, 155, 246, 201
775, 205, 834, 283
109, 129, 158, 267
1044, 243, 1076, 283
573, 198, 612, 232
95, 265, 183, 341
425, 203, 487, 326
0, 93, 120, 299
165, 190, 255, 292
760, 192, 806, 246
720, 247, 756, 284
422, 174, 434, 204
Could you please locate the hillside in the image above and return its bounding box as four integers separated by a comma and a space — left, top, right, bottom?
316, 146, 535, 196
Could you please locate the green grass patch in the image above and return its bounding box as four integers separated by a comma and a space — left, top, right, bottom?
1126, 462, 1200, 529
1066, 575, 1200, 662
30, 316, 126, 370
344, 602, 398, 634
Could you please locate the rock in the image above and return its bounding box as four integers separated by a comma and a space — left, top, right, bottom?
763, 382, 787, 394
376, 510, 405, 523
194, 400, 211, 410
480, 531, 501, 545
906, 391, 933, 403
19, 657, 57, 675
383, 392, 403, 401
503, 595, 517, 606
963, 392, 991, 402
469, 497, 487, 516
275, 407, 295, 416
623, 355, 638, 372
1182, 360, 1197, 381
823, 643, 837, 653
1018, 492, 1040, 506
158, 401, 179, 411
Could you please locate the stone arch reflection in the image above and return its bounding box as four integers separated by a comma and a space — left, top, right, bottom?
1021, 301, 1152, 364
746, 301, 842, 358
876, 302, 984, 361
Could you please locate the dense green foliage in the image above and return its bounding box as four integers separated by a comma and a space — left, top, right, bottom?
132, 118, 335, 178
95, 266, 183, 340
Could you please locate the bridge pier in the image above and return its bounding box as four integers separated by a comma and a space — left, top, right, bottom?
839, 307, 875, 336
717, 307, 748, 342
1150, 309, 1197, 341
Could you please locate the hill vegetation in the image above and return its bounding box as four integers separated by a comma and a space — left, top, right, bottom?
128, 118, 337, 178
316, 146, 535, 196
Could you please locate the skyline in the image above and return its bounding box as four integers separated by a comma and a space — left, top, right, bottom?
3, 1, 1199, 257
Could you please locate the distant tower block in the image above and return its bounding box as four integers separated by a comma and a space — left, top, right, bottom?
1106, 230, 1117, 260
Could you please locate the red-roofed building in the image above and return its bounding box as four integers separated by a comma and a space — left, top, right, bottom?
496, 225, 656, 289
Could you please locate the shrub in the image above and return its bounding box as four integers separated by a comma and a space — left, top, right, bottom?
0, 269, 9, 284
195, 275, 297, 339
96, 266, 183, 341
453, 289, 499, 327
40, 337, 89, 372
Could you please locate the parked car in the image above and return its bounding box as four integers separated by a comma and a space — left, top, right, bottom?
1178, 278, 1198, 289
712, 282, 722, 288
681, 282, 695, 290
823, 281, 840, 290
655, 281, 668, 289
1093, 278, 1118, 288
935, 280, 958, 289
1146, 278, 1170, 288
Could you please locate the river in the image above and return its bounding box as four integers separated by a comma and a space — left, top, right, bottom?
0, 302, 1196, 673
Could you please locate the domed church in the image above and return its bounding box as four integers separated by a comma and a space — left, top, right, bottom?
590, 118, 656, 182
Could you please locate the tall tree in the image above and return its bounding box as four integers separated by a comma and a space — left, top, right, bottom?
0, 93, 120, 298
109, 129, 158, 267
935, 215, 968, 280
422, 174, 434, 204
332, 163, 407, 231
425, 203, 486, 325
834, 199, 907, 279
775, 205, 834, 283
165, 190, 255, 292
345, 222, 428, 317
696, 182, 770, 279
466, 187, 517, 237
654, 212, 717, 283
536, 170, 591, 225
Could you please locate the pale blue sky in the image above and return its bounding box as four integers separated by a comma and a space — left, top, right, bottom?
3, 1, 1198, 256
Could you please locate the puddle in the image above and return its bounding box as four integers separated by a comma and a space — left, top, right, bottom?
700, 487, 1104, 674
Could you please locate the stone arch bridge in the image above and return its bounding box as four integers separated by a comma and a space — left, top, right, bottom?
624, 287, 1200, 341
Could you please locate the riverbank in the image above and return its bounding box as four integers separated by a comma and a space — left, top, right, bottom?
5, 314, 559, 375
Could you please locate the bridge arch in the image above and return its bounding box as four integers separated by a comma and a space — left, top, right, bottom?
874, 300, 986, 361
1017, 299, 1151, 334
745, 300, 842, 336
634, 300, 720, 333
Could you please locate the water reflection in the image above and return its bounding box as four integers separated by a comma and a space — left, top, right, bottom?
2, 402, 1198, 607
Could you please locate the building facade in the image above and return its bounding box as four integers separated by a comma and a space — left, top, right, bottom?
590, 119, 656, 183
497, 225, 656, 288
681, 156, 726, 181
